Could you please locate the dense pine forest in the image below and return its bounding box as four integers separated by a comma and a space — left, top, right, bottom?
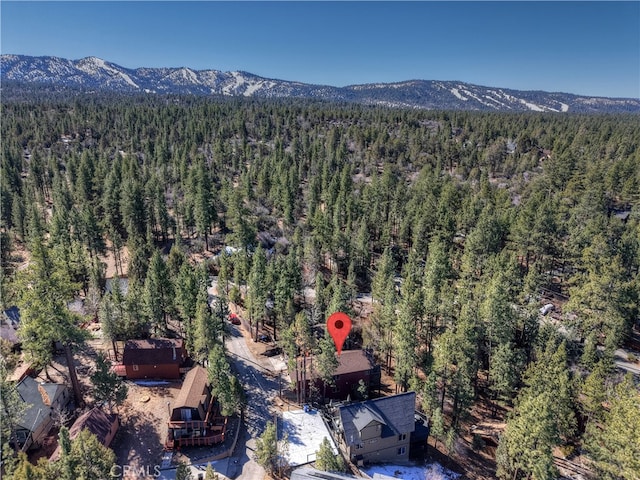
1, 93, 639, 479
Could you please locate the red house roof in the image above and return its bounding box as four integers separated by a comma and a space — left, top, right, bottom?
297, 349, 375, 376
122, 338, 185, 366
50, 407, 119, 461
335, 350, 375, 375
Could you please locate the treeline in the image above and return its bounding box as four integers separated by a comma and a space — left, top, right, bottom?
1, 95, 639, 479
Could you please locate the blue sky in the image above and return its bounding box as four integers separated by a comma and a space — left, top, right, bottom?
2, 1, 639, 98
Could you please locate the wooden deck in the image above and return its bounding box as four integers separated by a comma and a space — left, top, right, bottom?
165, 400, 228, 450
165, 429, 225, 449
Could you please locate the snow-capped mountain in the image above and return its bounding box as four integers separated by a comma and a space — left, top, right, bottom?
2, 54, 639, 113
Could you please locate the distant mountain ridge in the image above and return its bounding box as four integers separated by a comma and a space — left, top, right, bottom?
2, 54, 639, 113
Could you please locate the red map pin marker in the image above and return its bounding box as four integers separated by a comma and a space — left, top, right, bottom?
327, 312, 352, 356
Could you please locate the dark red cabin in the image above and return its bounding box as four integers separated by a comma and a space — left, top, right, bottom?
121, 338, 187, 379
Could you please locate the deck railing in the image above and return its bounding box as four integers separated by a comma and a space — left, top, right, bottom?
165, 431, 225, 449
165, 403, 229, 450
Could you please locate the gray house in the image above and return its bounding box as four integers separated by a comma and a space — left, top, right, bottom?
14, 377, 71, 450
333, 392, 415, 466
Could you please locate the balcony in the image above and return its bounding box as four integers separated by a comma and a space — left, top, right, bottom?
165, 411, 228, 450
165, 427, 225, 449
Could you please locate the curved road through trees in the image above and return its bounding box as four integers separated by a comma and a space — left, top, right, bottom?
224, 323, 282, 479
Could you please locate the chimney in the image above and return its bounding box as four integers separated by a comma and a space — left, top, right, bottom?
38, 384, 51, 406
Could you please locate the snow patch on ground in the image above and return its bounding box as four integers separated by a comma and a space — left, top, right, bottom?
364, 463, 461, 480
107, 66, 137, 88
243, 80, 264, 96
78, 57, 138, 88
519, 99, 545, 112
460, 88, 497, 108
450, 88, 467, 101
494, 90, 518, 102
225, 72, 266, 96
353, 82, 412, 89
223, 72, 245, 95
484, 91, 510, 108
198, 70, 221, 86
281, 409, 337, 466
180, 67, 200, 84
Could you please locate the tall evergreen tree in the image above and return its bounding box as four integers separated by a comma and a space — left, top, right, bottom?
207, 344, 243, 416
255, 421, 278, 474
194, 293, 222, 364
497, 340, 577, 480
15, 240, 87, 404
496, 391, 558, 480
175, 261, 199, 350
90, 352, 128, 412
584, 374, 640, 479
316, 332, 339, 400
0, 358, 26, 460
143, 249, 173, 335
247, 247, 268, 341
315, 437, 344, 472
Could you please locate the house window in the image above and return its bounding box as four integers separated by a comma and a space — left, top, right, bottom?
399, 433, 407, 441
355, 443, 364, 450
397, 447, 406, 455
132, 364, 139, 371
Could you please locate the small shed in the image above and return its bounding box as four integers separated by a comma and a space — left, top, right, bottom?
50, 407, 119, 461
121, 338, 186, 379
